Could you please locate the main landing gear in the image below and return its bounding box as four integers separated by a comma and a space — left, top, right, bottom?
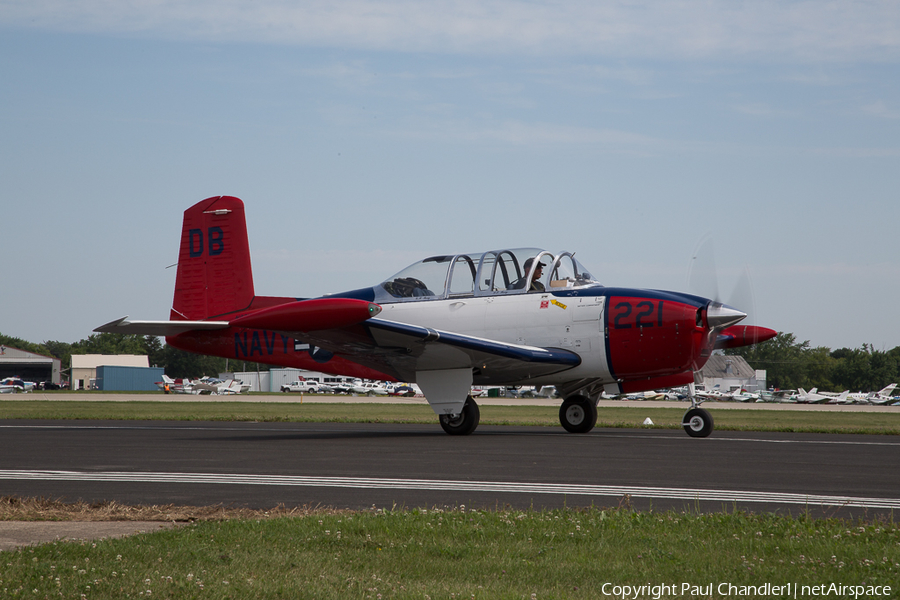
439, 396, 480, 435
559, 394, 598, 433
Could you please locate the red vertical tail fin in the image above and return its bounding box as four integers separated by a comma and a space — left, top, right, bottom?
170, 196, 255, 321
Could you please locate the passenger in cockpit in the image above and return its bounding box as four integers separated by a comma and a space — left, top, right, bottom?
510, 257, 546, 292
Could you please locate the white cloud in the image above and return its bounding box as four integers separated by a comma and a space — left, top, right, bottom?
2, 0, 899, 62
862, 100, 900, 119
733, 103, 795, 118
386, 117, 680, 153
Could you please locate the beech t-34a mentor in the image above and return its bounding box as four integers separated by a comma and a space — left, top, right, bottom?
96, 196, 777, 437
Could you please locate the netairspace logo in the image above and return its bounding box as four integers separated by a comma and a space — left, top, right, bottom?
600, 582, 893, 599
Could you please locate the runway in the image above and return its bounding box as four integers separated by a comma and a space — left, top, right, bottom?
1, 420, 898, 519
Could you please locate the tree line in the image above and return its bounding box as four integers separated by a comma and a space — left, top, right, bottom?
725, 333, 900, 392
3, 330, 899, 392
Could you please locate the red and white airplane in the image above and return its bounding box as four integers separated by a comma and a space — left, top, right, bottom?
96, 196, 777, 437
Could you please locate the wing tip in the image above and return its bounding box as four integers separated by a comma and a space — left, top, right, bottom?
93, 316, 130, 333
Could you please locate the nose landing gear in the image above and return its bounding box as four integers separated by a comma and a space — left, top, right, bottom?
682, 407, 714, 437
681, 388, 714, 437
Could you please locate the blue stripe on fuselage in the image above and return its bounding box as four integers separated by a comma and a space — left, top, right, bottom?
550, 286, 709, 308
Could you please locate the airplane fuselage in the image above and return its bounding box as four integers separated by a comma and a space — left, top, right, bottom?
371, 285, 709, 393
169, 283, 712, 397
100, 196, 777, 436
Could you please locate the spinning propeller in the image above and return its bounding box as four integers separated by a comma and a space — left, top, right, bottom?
687, 235, 775, 349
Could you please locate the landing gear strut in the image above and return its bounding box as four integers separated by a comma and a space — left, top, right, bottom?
682, 393, 714, 437
559, 394, 598, 433
439, 396, 480, 435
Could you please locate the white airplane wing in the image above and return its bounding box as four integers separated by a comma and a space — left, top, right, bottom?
282, 318, 583, 385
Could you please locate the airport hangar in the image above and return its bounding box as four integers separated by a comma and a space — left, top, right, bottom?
0, 345, 61, 386
70, 354, 163, 391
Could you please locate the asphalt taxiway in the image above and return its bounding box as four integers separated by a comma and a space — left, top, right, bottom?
1, 419, 898, 522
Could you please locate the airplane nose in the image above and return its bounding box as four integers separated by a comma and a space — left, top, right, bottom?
706, 302, 746, 330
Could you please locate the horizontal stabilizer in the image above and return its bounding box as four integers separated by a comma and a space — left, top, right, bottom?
94, 316, 230, 337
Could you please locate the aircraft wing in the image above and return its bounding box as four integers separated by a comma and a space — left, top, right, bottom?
282, 317, 583, 384
94, 316, 231, 337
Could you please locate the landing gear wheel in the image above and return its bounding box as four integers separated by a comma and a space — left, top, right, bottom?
682, 407, 714, 438
439, 396, 480, 435
559, 395, 598, 433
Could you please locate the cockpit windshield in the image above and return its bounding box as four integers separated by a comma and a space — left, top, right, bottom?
379, 255, 454, 298
377, 248, 600, 302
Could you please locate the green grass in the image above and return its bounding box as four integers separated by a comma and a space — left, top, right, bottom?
3, 402, 898, 596
2, 508, 898, 599
2, 400, 900, 434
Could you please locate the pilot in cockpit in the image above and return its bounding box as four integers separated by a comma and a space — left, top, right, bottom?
511, 257, 546, 292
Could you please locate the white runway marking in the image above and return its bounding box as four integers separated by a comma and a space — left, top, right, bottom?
1, 469, 898, 509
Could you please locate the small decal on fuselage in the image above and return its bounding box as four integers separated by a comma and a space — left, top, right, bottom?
551, 299, 567, 310
540, 300, 550, 309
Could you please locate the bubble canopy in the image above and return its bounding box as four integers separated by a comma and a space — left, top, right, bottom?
376, 248, 600, 302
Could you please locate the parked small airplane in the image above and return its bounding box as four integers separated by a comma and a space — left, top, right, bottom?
758, 389, 799, 403
0, 377, 35, 393
155, 374, 243, 395
193, 377, 244, 395
848, 383, 898, 405
721, 389, 759, 402
694, 384, 728, 400
96, 196, 777, 437
867, 383, 898, 405
797, 387, 850, 404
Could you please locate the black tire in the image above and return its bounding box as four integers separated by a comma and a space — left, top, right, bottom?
439, 396, 480, 435
683, 407, 714, 438
559, 395, 598, 433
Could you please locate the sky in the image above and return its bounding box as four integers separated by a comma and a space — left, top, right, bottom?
1, 0, 898, 351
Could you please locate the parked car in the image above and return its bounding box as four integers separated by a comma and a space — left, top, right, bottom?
280, 380, 321, 393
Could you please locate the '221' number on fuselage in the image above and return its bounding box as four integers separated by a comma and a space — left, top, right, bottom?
613, 300, 664, 330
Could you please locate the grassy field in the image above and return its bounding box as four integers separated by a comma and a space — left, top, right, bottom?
2, 400, 900, 434
3, 402, 899, 596
2, 506, 898, 599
